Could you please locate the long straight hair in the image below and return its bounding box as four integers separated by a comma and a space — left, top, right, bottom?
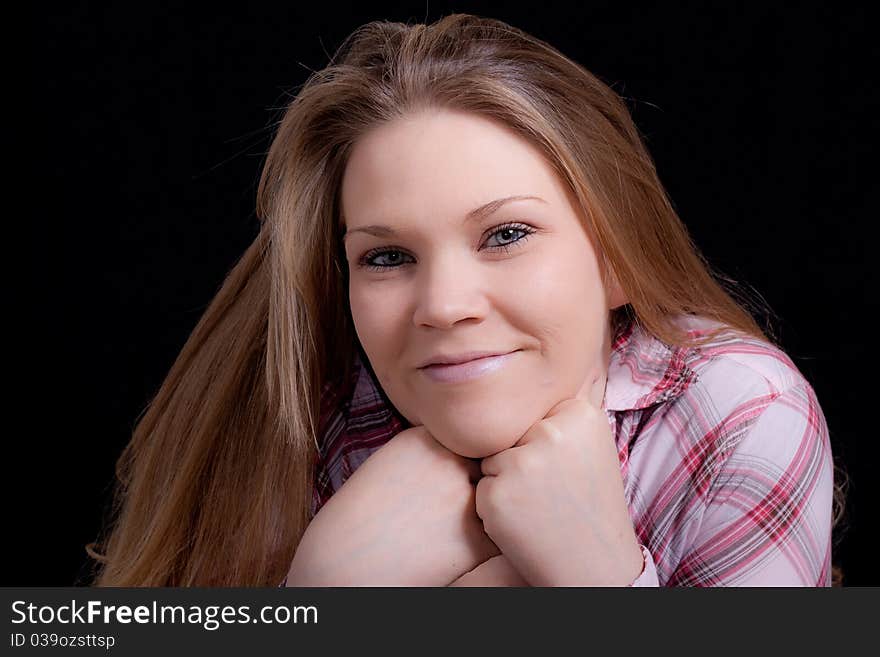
86, 13, 846, 586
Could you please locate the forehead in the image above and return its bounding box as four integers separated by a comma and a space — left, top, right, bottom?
340, 109, 570, 228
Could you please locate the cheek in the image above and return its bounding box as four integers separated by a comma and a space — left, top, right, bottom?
349, 284, 407, 362
514, 241, 607, 385
517, 242, 605, 329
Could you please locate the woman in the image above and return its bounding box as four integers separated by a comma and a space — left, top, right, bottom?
86, 13, 846, 586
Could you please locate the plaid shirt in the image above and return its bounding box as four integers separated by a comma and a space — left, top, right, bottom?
290, 313, 833, 587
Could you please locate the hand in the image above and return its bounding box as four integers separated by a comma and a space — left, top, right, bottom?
448, 554, 530, 587
474, 395, 644, 586
286, 425, 500, 586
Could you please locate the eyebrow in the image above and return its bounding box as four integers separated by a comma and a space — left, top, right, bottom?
342, 194, 547, 240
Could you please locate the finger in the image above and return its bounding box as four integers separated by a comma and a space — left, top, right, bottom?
512, 399, 580, 447
571, 372, 605, 410
511, 399, 587, 449
449, 555, 529, 587
467, 510, 502, 562
584, 373, 606, 410
544, 397, 580, 419
480, 447, 518, 476
448, 558, 494, 587
484, 555, 530, 587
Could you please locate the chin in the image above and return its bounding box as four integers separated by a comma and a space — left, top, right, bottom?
422, 410, 533, 459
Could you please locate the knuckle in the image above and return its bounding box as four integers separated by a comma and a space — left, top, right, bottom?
575, 397, 600, 421
544, 422, 565, 446
477, 476, 503, 511
474, 478, 490, 510
516, 451, 539, 474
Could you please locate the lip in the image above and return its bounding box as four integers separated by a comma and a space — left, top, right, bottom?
417, 350, 518, 368
419, 350, 520, 384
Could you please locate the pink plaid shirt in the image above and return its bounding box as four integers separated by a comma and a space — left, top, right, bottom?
291, 313, 833, 586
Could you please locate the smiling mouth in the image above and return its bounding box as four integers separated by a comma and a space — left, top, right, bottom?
419, 350, 521, 384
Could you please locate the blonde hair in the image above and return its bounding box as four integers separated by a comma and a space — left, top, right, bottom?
86, 13, 847, 586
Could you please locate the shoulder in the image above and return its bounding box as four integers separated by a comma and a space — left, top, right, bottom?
615, 313, 829, 483
675, 314, 809, 400
658, 315, 830, 483
612, 315, 834, 585
606, 313, 812, 415
665, 322, 834, 585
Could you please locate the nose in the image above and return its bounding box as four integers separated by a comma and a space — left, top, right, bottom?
412, 252, 489, 329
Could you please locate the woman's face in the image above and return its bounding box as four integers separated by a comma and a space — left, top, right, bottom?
340, 108, 625, 458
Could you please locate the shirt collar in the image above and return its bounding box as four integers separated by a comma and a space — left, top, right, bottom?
603, 315, 710, 412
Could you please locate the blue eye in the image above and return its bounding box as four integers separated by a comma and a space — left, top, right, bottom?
358, 222, 535, 272
484, 224, 532, 250
364, 250, 413, 269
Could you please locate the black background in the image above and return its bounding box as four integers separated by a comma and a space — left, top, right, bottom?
28, 2, 874, 586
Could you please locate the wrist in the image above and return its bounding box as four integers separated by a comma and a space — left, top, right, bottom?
624, 544, 648, 587
594, 540, 644, 587
560, 534, 645, 586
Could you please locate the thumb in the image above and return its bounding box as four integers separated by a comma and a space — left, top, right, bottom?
544, 373, 605, 419
575, 372, 606, 410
